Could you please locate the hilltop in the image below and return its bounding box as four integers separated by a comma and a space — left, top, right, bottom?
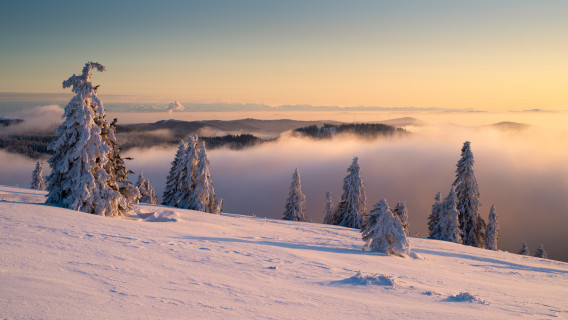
1, 185, 566, 319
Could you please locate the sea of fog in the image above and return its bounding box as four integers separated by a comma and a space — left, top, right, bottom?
0, 107, 567, 262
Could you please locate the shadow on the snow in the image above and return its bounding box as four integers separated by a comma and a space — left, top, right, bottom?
413, 248, 568, 275
178, 235, 384, 256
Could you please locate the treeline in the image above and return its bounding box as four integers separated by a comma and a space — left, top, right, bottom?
294, 123, 407, 139
0, 135, 54, 158
0, 133, 266, 158
0, 118, 23, 126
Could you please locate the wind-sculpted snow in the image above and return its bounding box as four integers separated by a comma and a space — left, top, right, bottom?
445, 292, 489, 304
1, 185, 567, 319
331, 271, 397, 288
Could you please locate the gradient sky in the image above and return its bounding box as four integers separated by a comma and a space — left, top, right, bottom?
1, 0, 566, 110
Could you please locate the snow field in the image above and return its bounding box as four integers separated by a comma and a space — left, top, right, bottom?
0, 186, 567, 319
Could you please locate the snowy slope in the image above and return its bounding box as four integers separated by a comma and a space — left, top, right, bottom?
1, 185, 566, 319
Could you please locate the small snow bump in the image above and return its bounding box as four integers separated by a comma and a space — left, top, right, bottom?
445, 292, 489, 304
331, 271, 396, 288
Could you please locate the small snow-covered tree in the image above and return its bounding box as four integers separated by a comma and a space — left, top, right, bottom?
393, 201, 409, 235
485, 205, 499, 250
136, 172, 158, 204
31, 160, 47, 190
335, 157, 367, 229
176, 136, 199, 209
46, 62, 128, 217
437, 186, 462, 243
428, 192, 442, 239
519, 241, 530, 256
453, 141, 485, 247
282, 168, 307, 222
188, 141, 221, 214
534, 243, 548, 259
162, 140, 185, 206
361, 198, 410, 256
323, 191, 335, 224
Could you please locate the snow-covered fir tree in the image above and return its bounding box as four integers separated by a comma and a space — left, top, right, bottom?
393, 201, 409, 235
322, 192, 335, 224
282, 168, 307, 222
519, 241, 530, 256
188, 141, 221, 214
534, 243, 548, 259
176, 136, 199, 209
31, 160, 46, 190
437, 186, 462, 243
361, 198, 410, 256
135, 172, 158, 204
427, 192, 442, 239
485, 205, 499, 250
162, 140, 186, 206
46, 62, 129, 217
335, 157, 367, 229
453, 141, 485, 247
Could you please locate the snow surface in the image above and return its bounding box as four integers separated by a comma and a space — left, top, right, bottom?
1, 185, 567, 319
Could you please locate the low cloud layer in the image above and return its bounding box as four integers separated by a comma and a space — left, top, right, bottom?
0, 105, 63, 136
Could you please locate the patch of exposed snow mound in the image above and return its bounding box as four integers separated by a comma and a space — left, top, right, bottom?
143, 210, 180, 222
446, 292, 489, 304
333, 271, 396, 288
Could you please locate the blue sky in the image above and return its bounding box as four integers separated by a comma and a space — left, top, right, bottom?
1, 0, 566, 109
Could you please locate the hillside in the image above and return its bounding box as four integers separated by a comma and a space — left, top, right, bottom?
1, 185, 567, 319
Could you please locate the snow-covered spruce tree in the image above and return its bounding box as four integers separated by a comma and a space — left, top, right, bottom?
282, 168, 307, 222
427, 192, 442, 239
322, 191, 335, 224
46, 62, 128, 217
485, 204, 499, 250
162, 140, 185, 206
31, 160, 47, 190
176, 136, 199, 209
453, 141, 485, 247
188, 141, 221, 214
437, 186, 462, 243
518, 241, 530, 256
135, 172, 158, 204
534, 243, 548, 259
335, 157, 367, 229
393, 201, 409, 236
361, 198, 410, 256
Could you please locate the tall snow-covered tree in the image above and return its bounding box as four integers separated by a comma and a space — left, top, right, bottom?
485, 205, 499, 250
335, 157, 367, 229
437, 186, 462, 243
136, 172, 158, 204
427, 192, 442, 239
519, 241, 530, 256
393, 201, 409, 235
323, 191, 335, 224
31, 160, 46, 190
176, 136, 199, 209
46, 62, 128, 217
188, 141, 221, 214
534, 243, 548, 259
361, 198, 410, 256
162, 140, 185, 206
282, 168, 307, 222
453, 141, 485, 247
